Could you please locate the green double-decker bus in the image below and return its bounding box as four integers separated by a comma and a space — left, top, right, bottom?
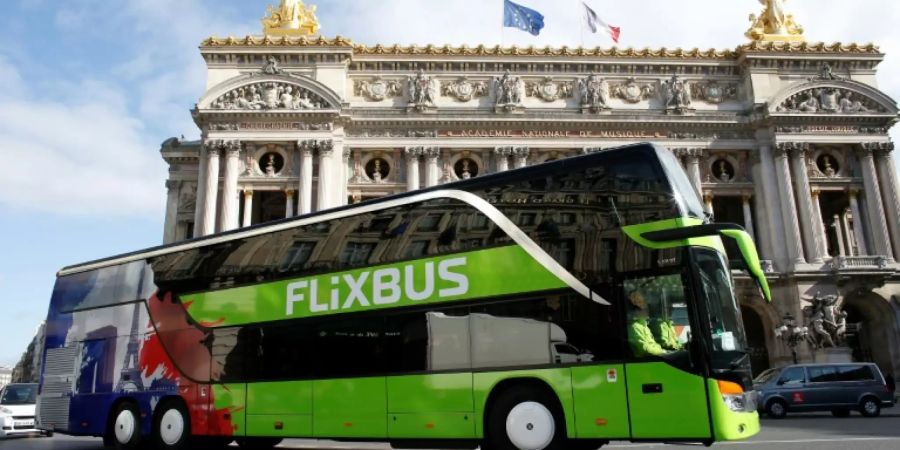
39, 143, 770, 450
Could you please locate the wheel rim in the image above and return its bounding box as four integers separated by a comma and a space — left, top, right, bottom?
770, 402, 785, 416
864, 400, 878, 415
114, 409, 136, 444
160, 408, 185, 445
505, 401, 555, 450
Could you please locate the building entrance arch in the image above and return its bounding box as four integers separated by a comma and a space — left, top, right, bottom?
842, 292, 899, 375
741, 305, 771, 376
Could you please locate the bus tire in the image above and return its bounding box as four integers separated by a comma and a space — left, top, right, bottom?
236, 437, 283, 449
109, 401, 142, 450
152, 399, 191, 450
765, 399, 787, 419
484, 386, 566, 450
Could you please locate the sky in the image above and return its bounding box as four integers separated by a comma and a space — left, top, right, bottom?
1, 0, 899, 367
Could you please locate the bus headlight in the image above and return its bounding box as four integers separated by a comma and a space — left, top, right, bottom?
717, 380, 754, 412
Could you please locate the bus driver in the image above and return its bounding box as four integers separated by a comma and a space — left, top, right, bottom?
627, 291, 668, 357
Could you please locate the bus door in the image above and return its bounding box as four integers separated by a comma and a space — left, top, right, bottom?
622, 274, 712, 440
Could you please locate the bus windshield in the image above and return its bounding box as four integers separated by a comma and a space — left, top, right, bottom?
693, 247, 749, 373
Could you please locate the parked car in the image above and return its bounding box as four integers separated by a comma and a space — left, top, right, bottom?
754, 362, 895, 418
0, 383, 46, 438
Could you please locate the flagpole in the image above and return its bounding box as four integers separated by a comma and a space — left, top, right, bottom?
578, 0, 584, 48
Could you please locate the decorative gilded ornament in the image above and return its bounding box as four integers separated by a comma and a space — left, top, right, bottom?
262, 0, 320, 36
746, 0, 804, 42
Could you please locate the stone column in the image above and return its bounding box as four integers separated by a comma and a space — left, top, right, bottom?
703, 192, 714, 214
756, 141, 788, 266
840, 211, 854, 256
342, 149, 351, 205
405, 146, 422, 191
832, 214, 846, 256
285, 189, 295, 217
193, 145, 209, 238
848, 189, 869, 255
513, 147, 530, 169
220, 141, 242, 232
682, 148, 704, 199
810, 188, 829, 259
494, 146, 511, 172
789, 144, 824, 263
857, 144, 894, 260
200, 141, 221, 236
163, 180, 181, 244
299, 141, 314, 215
741, 194, 756, 242
774, 143, 806, 265
873, 143, 900, 261
242, 190, 253, 227
749, 151, 774, 260
316, 140, 334, 211
424, 147, 441, 187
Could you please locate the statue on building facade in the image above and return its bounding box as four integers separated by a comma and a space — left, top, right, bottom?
262, 55, 283, 75
262, 0, 320, 36
494, 70, 525, 106
662, 74, 692, 112
407, 69, 438, 109
746, 0, 804, 41
803, 293, 849, 348
578, 74, 610, 111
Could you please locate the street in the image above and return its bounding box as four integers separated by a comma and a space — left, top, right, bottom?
2, 413, 899, 450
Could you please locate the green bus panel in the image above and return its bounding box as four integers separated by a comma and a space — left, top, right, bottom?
707, 379, 760, 441
473, 368, 575, 439
246, 414, 312, 437
387, 373, 474, 413
246, 380, 313, 415
313, 377, 387, 438
212, 384, 247, 437
625, 362, 710, 439
570, 365, 629, 439
388, 412, 475, 439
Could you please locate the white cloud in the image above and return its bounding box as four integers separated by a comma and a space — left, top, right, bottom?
0, 59, 165, 217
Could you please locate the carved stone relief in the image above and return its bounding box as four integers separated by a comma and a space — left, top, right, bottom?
660, 74, 693, 113
442, 76, 488, 102
611, 78, 655, 103
776, 88, 884, 113
578, 74, 610, 112
177, 184, 196, 213
493, 70, 525, 110
690, 81, 738, 104
526, 77, 573, 102
407, 69, 439, 110
210, 82, 329, 110
354, 77, 402, 101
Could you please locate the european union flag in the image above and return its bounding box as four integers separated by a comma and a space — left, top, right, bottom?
503, 0, 545, 36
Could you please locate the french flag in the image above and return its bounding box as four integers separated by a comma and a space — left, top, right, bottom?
582, 1, 620, 43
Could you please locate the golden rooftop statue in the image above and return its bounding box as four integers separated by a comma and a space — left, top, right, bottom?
747, 0, 804, 42
262, 0, 320, 36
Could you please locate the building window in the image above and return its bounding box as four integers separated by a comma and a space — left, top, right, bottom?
340, 242, 375, 267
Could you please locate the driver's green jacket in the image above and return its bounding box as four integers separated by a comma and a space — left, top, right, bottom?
628, 318, 666, 357
651, 319, 682, 351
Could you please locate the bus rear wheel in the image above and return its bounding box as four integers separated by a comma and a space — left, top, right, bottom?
109, 402, 142, 450
152, 400, 191, 450
485, 386, 566, 450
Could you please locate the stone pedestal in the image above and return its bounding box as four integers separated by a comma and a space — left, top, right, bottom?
813, 347, 854, 364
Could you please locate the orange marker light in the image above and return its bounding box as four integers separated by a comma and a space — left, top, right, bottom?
717, 380, 744, 395
425, 423, 435, 429
595, 418, 607, 426
344, 422, 353, 427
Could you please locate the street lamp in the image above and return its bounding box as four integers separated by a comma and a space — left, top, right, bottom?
775, 313, 810, 364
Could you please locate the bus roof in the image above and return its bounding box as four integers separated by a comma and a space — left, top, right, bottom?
59, 142, 668, 276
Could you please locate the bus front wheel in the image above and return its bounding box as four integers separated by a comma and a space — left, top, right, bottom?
484, 386, 566, 450
152, 399, 191, 450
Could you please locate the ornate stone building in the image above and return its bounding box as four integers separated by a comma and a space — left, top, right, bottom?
161, 1, 900, 376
